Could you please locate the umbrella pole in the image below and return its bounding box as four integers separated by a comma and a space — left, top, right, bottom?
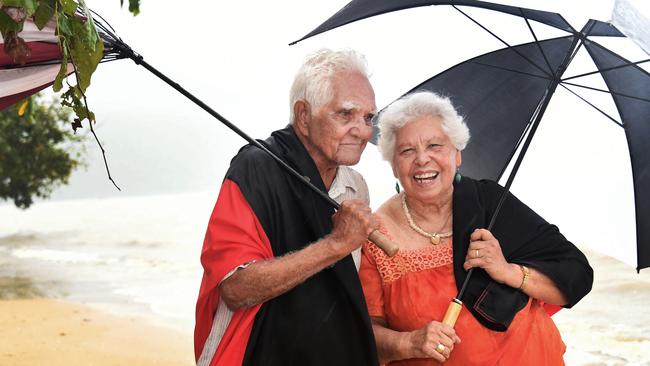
111, 43, 398, 256
442, 87, 552, 326
443, 33, 585, 327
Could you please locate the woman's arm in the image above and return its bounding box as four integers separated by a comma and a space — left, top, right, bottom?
513, 264, 567, 305
371, 316, 460, 364
463, 228, 568, 305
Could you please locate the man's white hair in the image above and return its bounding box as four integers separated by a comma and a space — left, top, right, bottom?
377, 91, 470, 162
289, 49, 370, 123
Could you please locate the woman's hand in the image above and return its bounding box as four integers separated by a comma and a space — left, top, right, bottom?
463, 228, 520, 287
406, 321, 461, 362
462, 229, 569, 304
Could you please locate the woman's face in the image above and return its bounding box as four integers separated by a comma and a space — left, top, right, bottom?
392, 115, 461, 204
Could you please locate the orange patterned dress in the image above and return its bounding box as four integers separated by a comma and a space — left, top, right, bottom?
359, 238, 566, 366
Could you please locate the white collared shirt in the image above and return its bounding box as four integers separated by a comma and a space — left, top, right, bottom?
328, 166, 370, 271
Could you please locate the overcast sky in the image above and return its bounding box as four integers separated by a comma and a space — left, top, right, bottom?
41, 0, 648, 266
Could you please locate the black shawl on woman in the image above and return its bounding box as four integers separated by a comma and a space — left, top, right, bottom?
452, 177, 593, 331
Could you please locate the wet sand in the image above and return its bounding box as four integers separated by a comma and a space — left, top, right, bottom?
0, 298, 195, 366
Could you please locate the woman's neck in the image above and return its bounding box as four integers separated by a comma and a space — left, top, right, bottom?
404, 190, 454, 228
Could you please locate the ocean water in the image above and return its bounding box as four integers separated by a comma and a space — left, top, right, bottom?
1, 192, 649, 365
0, 191, 217, 334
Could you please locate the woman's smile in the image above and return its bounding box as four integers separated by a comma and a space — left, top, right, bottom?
413, 170, 440, 185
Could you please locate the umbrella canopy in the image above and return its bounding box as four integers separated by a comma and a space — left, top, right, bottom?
292, 0, 650, 271
0, 19, 70, 110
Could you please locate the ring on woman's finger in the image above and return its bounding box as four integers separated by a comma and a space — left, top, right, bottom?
475, 249, 480, 258
435, 343, 446, 354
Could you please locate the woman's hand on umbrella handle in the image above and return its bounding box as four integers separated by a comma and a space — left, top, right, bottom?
407, 321, 461, 362
463, 228, 520, 286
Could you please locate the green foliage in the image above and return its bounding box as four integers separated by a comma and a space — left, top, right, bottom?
0, 9, 24, 34
2, 0, 140, 127
60, 86, 94, 123
2, 0, 37, 15
121, 0, 140, 16
0, 95, 84, 209
66, 2, 103, 92
51, 1, 104, 126
60, 0, 78, 15
33, 0, 55, 29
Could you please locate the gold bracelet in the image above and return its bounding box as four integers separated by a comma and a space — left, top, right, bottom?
518, 265, 530, 291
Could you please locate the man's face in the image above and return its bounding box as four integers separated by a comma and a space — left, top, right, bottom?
301, 71, 376, 169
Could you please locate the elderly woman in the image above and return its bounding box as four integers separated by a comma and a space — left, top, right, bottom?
359, 91, 593, 365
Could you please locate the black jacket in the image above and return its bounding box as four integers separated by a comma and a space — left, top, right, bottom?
452, 177, 594, 331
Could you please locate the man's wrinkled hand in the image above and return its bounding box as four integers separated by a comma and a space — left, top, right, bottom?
330, 199, 378, 255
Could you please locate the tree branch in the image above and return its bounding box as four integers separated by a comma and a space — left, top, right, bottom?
67, 45, 121, 191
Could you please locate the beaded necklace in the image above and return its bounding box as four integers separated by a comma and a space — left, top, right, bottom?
400, 192, 452, 245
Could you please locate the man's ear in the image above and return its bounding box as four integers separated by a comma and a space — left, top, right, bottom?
293, 101, 310, 136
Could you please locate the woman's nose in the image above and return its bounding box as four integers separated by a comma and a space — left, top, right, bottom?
415, 149, 429, 165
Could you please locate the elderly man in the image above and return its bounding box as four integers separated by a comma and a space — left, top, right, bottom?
194, 49, 380, 366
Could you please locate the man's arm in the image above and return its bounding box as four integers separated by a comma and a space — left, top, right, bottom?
220, 199, 376, 310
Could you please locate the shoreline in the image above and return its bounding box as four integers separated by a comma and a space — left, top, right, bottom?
0, 298, 195, 366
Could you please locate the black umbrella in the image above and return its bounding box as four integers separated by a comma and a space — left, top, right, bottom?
292, 0, 650, 325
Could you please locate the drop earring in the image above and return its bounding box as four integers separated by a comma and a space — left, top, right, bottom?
395, 181, 401, 193
454, 170, 462, 184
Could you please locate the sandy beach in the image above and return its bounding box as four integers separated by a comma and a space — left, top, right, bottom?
0, 298, 195, 366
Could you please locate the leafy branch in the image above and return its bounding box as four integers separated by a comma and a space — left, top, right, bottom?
0, 0, 140, 189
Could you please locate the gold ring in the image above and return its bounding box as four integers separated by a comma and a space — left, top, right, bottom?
435, 343, 446, 353
475, 249, 480, 258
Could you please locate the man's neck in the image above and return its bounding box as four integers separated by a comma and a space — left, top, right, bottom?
318, 165, 338, 191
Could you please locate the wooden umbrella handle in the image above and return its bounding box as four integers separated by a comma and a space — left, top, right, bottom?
442, 298, 463, 327
368, 230, 399, 257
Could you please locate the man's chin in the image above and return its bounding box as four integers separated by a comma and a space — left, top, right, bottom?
336, 156, 362, 166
